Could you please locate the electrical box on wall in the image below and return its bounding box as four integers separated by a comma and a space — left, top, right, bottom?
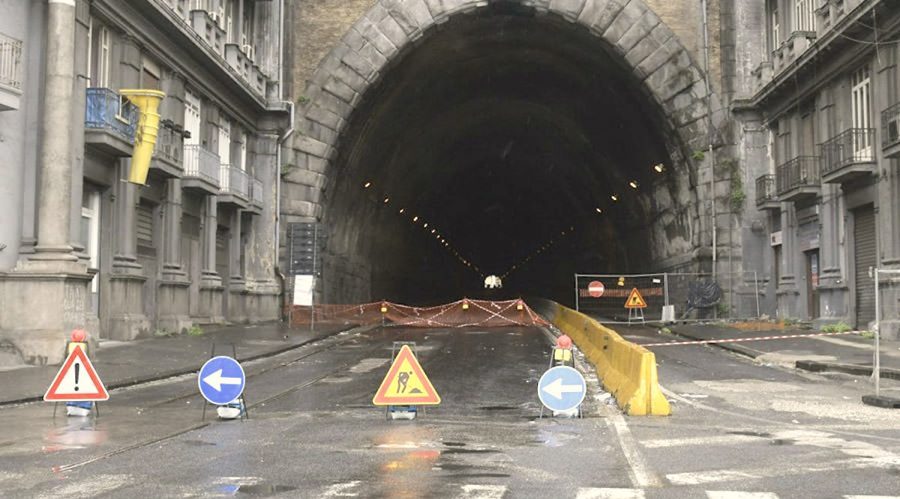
770, 231, 783, 246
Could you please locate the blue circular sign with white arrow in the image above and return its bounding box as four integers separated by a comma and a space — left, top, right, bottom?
198, 356, 246, 405
537, 366, 586, 412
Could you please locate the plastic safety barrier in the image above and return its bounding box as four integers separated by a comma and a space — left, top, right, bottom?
546, 302, 670, 416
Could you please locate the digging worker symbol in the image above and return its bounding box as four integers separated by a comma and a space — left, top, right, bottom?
397, 371, 411, 393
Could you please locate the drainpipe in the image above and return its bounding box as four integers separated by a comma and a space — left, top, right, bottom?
274, 0, 294, 274
701, 0, 717, 278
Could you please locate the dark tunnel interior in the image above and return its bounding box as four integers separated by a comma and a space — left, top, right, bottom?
323, 6, 689, 306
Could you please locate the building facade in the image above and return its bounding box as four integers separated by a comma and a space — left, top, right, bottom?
738, 0, 900, 338
0, 0, 290, 365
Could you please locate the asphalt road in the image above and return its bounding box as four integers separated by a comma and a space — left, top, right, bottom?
0, 324, 897, 498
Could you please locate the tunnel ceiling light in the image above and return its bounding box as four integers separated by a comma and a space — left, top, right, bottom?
595, 207, 603, 214
413, 216, 418, 222
654, 163, 665, 173
363, 181, 372, 188
610, 194, 619, 202
629, 180, 639, 189
423, 222, 428, 228
383, 197, 390, 204
399, 208, 405, 214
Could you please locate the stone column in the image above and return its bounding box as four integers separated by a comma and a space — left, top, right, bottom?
227, 208, 247, 323
777, 204, 801, 317
244, 133, 280, 321
157, 179, 191, 333
31, 0, 79, 266
107, 161, 149, 340
199, 196, 224, 323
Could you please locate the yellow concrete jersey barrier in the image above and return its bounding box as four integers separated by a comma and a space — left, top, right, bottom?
548, 303, 670, 416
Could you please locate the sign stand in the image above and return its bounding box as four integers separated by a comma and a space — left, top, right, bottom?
387, 341, 422, 420
45, 342, 109, 418
540, 345, 583, 420
373, 342, 441, 419
625, 287, 648, 324
201, 343, 249, 422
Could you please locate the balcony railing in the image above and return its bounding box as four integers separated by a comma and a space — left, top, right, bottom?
0, 32, 22, 91
882, 102, 900, 149
154, 125, 182, 166
755, 174, 778, 207
184, 144, 219, 186
84, 88, 137, 141
250, 178, 263, 207
776, 156, 820, 196
220, 164, 249, 200
820, 128, 875, 178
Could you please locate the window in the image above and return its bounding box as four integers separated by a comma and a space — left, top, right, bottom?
240, 132, 248, 171
92, 25, 110, 88
81, 189, 101, 314
851, 65, 871, 154
141, 57, 161, 90
218, 120, 231, 165
137, 202, 156, 249
769, 0, 780, 52
184, 91, 201, 146
794, 0, 816, 33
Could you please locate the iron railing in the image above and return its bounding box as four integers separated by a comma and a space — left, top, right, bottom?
755, 174, 777, 206
184, 144, 220, 186
882, 102, 900, 148
84, 88, 137, 141
250, 178, 263, 206
154, 125, 182, 166
220, 164, 249, 199
0, 32, 22, 91
820, 128, 875, 175
776, 156, 820, 195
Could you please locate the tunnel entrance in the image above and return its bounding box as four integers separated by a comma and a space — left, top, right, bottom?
294, 2, 711, 306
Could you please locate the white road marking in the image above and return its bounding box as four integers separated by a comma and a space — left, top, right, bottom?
667, 470, 760, 486
322, 480, 362, 497
457, 484, 507, 498
40, 474, 131, 498
576, 487, 646, 498
706, 492, 780, 499
0, 471, 23, 485
349, 358, 389, 373
641, 434, 762, 448
606, 413, 663, 487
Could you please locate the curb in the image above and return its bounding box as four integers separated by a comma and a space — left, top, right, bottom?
795, 360, 900, 380
0, 325, 356, 408
666, 327, 765, 360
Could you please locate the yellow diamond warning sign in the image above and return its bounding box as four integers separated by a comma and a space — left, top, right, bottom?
624, 287, 648, 309
373, 345, 441, 406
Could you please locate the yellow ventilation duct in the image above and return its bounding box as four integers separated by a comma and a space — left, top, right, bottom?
119, 89, 166, 185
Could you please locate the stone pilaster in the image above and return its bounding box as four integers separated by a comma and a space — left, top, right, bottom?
816, 185, 849, 324
246, 133, 280, 321
107, 161, 150, 340
157, 179, 191, 333
777, 204, 801, 318
198, 196, 224, 323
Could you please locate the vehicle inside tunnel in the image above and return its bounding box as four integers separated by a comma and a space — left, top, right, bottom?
321, 4, 699, 306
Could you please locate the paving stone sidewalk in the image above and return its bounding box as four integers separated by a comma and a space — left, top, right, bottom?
667, 322, 900, 379
0, 322, 351, 406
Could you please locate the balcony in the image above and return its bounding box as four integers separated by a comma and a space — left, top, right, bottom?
183, 144, 220, 194
755, 174, 781, 210
882, 103, 900, 159
820, 128, 876, 183
84, 88, 137, 156
776, 156, 821, 203
0, 32, 22, 111
151, 122, 184, 178
247, 178, 263, 215
218, 164, 250, 208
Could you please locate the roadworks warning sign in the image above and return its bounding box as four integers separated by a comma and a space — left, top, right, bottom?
624, 287, 648, 309
372, 345, 441, 406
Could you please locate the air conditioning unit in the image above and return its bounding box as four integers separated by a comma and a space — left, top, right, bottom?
242, 44, 254, 60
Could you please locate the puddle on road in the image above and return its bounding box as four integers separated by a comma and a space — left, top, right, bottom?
42, 421, 108, 453
182, 439, 217, 447
235, 483, 298, 495
478, 405, 516, 411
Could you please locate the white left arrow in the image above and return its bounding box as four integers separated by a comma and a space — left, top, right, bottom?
203, 369, 242, 391
542, 377, 583, 400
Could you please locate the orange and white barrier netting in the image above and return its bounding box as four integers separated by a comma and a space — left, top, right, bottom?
289, 299, 548, 328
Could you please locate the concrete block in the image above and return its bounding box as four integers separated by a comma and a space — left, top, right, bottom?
333, 62, 370, 94
603, 0, 646, 52
549, 0, 587, 21
324, 76, 358, 105
358, 42, 390, 72
636, 43, 677, 79
358, 20, 399, 58
284, 168, 326, 190
617, 12, 659, 54
294, 135, 330, 158
306, 104, 345, 132
387, 0, 435, 34
341, 27, 366, 52
317, 90, 354, 121
624, 31, 661, 69
342, 50, 378, 81
377, 13, 410, 49
577, 0, 625, 35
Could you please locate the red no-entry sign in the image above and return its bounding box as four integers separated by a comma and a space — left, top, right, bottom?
587, 281, 605, 298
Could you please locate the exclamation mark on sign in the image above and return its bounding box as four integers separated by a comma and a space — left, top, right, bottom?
74, 363, 80, 392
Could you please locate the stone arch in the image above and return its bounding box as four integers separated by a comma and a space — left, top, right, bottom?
284, 0, 723, 302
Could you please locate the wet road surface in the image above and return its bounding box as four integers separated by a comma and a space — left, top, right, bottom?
0, 324, 897, 497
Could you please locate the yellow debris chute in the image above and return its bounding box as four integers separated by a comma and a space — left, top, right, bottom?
119, 89, 166, 185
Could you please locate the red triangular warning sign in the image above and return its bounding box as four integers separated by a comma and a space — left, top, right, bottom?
373, 345, 440, 406
624, 287, 648, 309
44, 344, 109, 401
